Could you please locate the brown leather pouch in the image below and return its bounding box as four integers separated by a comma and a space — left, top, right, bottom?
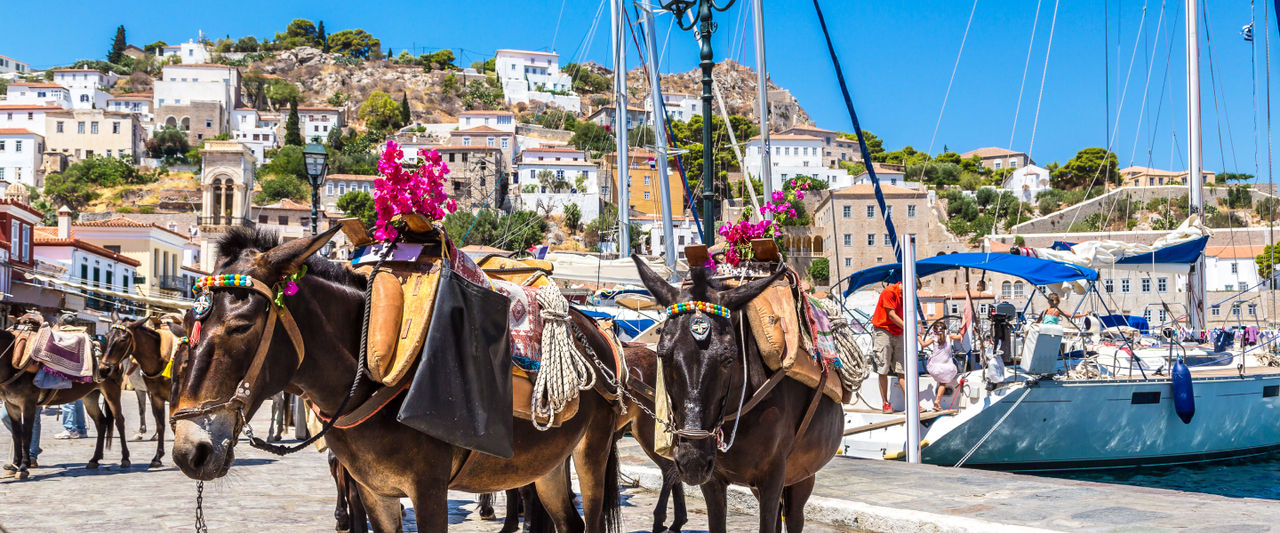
359, 266, 405, 384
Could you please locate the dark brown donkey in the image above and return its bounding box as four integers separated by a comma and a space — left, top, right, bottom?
632, 258, 844, 533
168, 227, 623, 532
619, 344, 688, 533
1, 326, 131, 479
99, 312, 183, 468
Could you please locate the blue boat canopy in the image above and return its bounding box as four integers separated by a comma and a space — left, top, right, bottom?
1113, 235, 1209, 266
842, 252, 1099, 297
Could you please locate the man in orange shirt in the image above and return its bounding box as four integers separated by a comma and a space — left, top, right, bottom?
872, 281, 906, 413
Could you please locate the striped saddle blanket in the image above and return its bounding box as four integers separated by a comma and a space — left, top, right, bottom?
30, 326, 95, 382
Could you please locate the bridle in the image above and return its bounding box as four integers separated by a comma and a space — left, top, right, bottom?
663, 300, 749, 451
169, 274, 306, 432
102, 323, 135, 376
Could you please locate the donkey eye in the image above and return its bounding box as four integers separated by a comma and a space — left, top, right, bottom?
226, 322, 254, 336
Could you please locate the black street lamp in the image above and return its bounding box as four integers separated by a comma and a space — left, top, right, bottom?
303, 141, 329, 236
662, 0, 737, 244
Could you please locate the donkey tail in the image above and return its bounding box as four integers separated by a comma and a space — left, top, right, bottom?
604, 438, 621, 533
102, 397, 114, 450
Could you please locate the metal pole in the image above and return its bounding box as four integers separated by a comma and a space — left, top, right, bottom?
642, 3, 677, 275
698, 1, 716, 242
613, 0, 632, 256
310, 182, 319, 236
1186, 0, 1206, 335
752, 0, 773, 215
902, 233, 921, 464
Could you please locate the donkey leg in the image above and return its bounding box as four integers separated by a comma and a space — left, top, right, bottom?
104, 387, 131, 468
572, 423, 619, 532
651, 481, 671, 533
347, 473, 369, 533
4, 402, 22, 471
754, 466, 787, 533
498, 488, 522, 533
16, 403, 37, 479
533, 460, 585, 533
782, 476, 816, 533
406, 480, 450, 533
478, 492, 496, 520
149, 394, 167, 468
83, 397, 107, 469
329, 453, 352, 532
133, 390, 148, 439
354, 483, 402, 533
699, 479, 730, 533
670, 476, 689, 533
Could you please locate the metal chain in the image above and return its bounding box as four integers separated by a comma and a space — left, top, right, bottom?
194, 481, 207, 533
573, 326, 676, 434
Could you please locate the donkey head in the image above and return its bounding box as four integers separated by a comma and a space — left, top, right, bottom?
632, 255, 783, 484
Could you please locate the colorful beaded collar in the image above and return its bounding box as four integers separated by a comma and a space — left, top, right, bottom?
193, 274, 253, 292
666, 301, 731, 319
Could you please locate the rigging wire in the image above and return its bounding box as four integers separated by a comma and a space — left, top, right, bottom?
1199, 2, 1241, 172
1007, 0, 1045, 150
1127, 2, 1167, 167
1027, 0, 1062, 155
550, 0, 569, 52
1266, 0, 1276, 320
927, 0, 979, 156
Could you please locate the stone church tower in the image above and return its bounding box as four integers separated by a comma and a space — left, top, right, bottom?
198, 141, 256, 272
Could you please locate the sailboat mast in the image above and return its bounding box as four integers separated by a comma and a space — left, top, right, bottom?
753, 0, 774, 216
641, 4, 677, 273
1186, 0, 1206, 334
612, 0, 631, 256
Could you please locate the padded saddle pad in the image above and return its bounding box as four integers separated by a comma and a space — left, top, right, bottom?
511, 368, 578, 427
12, 327, 40, 372
360, 259, 442, 387
738, 279, 843, 404
31, 326, 95, 379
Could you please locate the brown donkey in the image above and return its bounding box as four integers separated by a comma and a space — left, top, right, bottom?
632, 258, 844, 533
99, 313, 184, 468
168, 227, 623, 532
1, 328, 131, 479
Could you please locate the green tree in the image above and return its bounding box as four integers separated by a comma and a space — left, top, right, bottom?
1256, 197, 1280, 221
808, 258, 830, 284
284, 100, 303, 146
536, 169, 557, 192
265, 78, 300, 110
328, 29, 380, 59
629, 125, 655, 148
461, 77, 504, 109
145, 127, 191, 161
108, 25, 126, 64
563, 202, 582, 232
1052, 147, 1119, 189
262, 145, 305, 179
421, 49, 455, 71
1223, 185, 1253, 209
234, 36, 260, 52
257, 174, 309, 203
878, 145, 931, 166
144, 40, 167, 54
562, 62, 610, 93
359, 91, 401, 132
569, 121, 614, 154
337, 190, 376, 228
1217, 172, 1254, 185
1258, 243, 1280, 285
317, 20, 328, 52
399, 92, 411, 125
441, 73, 459, 93
43, 172, 99, 213
327, 90, 348, 107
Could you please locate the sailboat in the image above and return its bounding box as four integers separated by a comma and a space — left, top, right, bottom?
838, 0, 1280, 471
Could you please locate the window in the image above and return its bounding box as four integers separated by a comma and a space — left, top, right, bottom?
0, 140, 4, 151
258, 215, 268, 224
1211, 305, 1221, 316
1121, 279, 1131, 293
866, 205, 874, 218
77, 122, 85, 134
1233, 303, 1241, 316
845, 234, 854, 246
1141, 278, 1151, 293
950, 303, 960, 315
501, 138, 509, 149
486, 136, 495, 147
643, 191, 651, 200
462, 137, 471, 146
883, 234, 891, 246
1157, 277, 1168, 293
206, 119, 212, 128
1231, 262, 1239, 274
643, 176, 651, 186
80, 94, 89, 103
842, 206, 851, 218
1001, 281, 1012, 298
326, 183, 334, 195
90, 122, 98, 134
1013, 282, 1025, 297
112, 121, 120, 134
844, 258, 852, 267
908, 205, 917, 217
865, 234, 874, 246
278, 216, 288, 225
56, 121, 64, 133
1104, 279, 1114, 293
1143, 308, 1153, 321
1249, 303, 1258, 316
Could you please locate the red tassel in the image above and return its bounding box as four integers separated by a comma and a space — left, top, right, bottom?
190, 321, 202, 345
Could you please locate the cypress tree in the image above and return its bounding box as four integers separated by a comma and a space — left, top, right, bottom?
399, 92, 411, 127
317, 20, 328, 52
285, 99, 303, 146
108, 25, 127, 64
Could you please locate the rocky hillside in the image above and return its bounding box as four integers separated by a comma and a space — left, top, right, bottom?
247, 48, 810, 130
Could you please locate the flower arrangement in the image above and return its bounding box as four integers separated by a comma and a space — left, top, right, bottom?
372, 140, 458, 242
716, 178, 811, 267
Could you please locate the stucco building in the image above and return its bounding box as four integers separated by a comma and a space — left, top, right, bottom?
43, 109, 144, 161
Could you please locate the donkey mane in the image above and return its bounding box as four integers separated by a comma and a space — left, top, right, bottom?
215, 226, 366, 290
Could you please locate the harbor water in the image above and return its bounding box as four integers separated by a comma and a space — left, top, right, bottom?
1045, 452, 1280, 499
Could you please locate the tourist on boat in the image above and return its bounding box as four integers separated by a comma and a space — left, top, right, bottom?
920, 324, 962, 410
1041, 293, 1088, 325
872, 281, 907, 413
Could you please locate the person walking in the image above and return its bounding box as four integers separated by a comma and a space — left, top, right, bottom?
872, 281, 907, 413
54, 400, 87, 439
1, 404, 40, 473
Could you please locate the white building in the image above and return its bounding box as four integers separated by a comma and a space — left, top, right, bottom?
587, 105, 648, 131
1205, 245, 1264, 294
638, 214, 700, 259
494, 49, 580, 112
50, 68, 117, 110
0, 54, 31, 76
0, 129, 44, 187
154, 64, 240, 130
457, 110, 515, 132
322, 174, 376, 212
297, 106, 343, 142
107, 94, 154, 125
514, 146, 601, 222
34, 209, 142, 321
644, 92, 700, 123
230, 108, 279, 162
0, 104, 61, 136
850, 165, 915, 190
1002, 164, 1052, 203
159, 40, 211, 65
744, 134, 852, 191
4, 82, 71, 109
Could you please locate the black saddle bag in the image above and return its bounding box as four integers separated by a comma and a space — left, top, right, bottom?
397, 254, 514, 458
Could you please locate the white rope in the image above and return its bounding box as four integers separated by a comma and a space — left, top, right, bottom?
927, 0, 979, 155
531, 283, 596, 431
953, 385, 1031, 468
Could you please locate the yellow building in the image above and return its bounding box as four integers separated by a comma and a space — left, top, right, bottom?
44, 109, 144, 161
602, 150, 685, 217
69, 216, 196, 298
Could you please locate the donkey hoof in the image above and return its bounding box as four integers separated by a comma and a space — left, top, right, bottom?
120, 460, 131, 469
479, 510, 497, 520
149, 459, 163, 468
86, 461, 100, 469
16, 469, 30, 480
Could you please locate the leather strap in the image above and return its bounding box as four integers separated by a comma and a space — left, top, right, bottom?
793, 367, 828, 444
626, 374, 656, 404
309, 376, 411, 429
722, 370, 787, 423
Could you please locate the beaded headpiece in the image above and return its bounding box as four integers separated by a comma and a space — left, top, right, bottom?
193, 274, 254, 293
666, 301, 731, 319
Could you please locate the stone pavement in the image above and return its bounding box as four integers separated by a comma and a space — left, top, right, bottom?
617, 439, 1280, 532
0, 399, 857, 532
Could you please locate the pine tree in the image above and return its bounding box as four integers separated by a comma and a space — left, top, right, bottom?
399, 92, 411, 127
285, 100, 303, 146
108, 25, 127, 64
317, 20, 328, 52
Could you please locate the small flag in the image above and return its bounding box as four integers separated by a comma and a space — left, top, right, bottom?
528, 244, 549, 259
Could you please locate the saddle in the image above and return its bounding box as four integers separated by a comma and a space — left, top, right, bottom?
733, 274, 847, 404
11, 318, 42, 373
29, 325, 96, 381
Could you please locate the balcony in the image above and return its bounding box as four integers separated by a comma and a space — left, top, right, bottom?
198, 216, 256, 228
157, 275, 188, 292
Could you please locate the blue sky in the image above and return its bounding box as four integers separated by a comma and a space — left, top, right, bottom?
4, 0, 1278, 179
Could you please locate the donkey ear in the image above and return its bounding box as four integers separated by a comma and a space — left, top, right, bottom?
111, 310, 120, 323
631, 254, 678, 307
720, 269, 788, 311
258, 224, 342, 274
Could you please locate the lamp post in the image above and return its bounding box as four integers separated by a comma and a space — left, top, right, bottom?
303, 141, 329, 236
662, 0, 737, 244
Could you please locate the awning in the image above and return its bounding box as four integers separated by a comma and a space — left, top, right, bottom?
842, 253, 1099, 296
22, 272, 193, 311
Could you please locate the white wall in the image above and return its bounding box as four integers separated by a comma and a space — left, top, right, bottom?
5, 85, 70, 108
744, 137, 851, 190
1206, 256, 1261, 293
494, 50, 579, 112
0, 132, 42, 187
0, 108, 52, 136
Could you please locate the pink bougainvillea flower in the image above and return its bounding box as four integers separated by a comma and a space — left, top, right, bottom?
372, 140, 458, 242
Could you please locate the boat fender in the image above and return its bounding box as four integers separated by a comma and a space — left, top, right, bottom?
1171, 358, 1194, 424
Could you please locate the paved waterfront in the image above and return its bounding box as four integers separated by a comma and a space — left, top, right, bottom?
0, 399, 855, 532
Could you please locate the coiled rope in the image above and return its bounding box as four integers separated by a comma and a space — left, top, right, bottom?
531, 283, 596, 430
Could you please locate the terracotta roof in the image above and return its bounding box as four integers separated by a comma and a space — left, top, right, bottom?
828, 184, 922, 197
109, 93, 152, 100
7, 82, 65, 89
327, 173, 378, 182
0, 104, 62, 111
260, 198, 315, 211
521, 146, 582, 154
73, 216, 188, 239
415, 144, 503, 152
0, 199, 45, 219
747, 134, 823, 142
603, 149, 658, 159
1206, 244, 1268, 260
458, 110, 514, 116
0, 128, 39, 136
452, 125, 510, 134
960, 147, 1025, 158
856, 165, 907, 176
32, 227, 141, 266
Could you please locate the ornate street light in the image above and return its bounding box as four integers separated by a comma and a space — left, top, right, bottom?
662, 0, 737, 243
302, 141, 329, 236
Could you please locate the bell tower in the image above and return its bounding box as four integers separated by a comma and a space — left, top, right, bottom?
198, 140, 257, 272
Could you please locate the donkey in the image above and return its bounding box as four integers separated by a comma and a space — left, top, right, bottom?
100, 312, 184, 468
169, 226, 623, 532
1, 327, 131, 479
632, 258, 844, 533
619, 344, 689, 533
